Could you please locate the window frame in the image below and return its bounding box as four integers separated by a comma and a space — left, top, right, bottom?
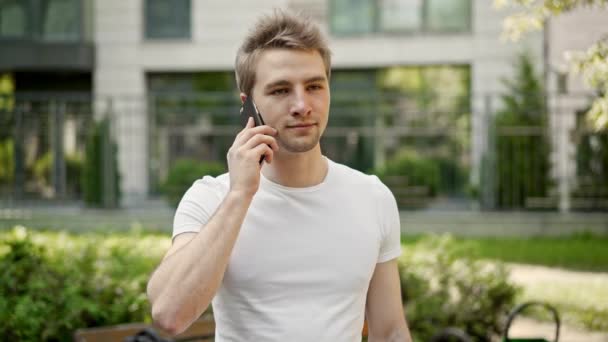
143, 0, 192, 41
423, 0, 472, 33
41, 0, 84, 42
328, 0, 472, 37
328, 0, 378, 37
0, 0, 86, 42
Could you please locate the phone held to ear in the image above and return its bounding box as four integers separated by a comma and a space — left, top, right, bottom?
240, 96, 265, 127
240, 96, 267, 164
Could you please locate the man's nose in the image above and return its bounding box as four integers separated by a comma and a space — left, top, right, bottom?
290, 88, 312, 116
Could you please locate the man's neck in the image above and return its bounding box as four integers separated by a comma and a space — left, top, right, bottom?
261, 145, 328, 188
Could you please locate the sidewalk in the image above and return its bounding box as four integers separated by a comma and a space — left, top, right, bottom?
507, 317, 608, 342
508, 264, 608, 342
2, 204, 608, 237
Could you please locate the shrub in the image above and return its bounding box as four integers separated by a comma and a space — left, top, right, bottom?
161, 159, 225, 207
574, 123, 608, 208
0, 138, 13, 184
400, 234, 519, 342
0, 227, 168, 342
373, 148, 441, 204
0, 229, 518, 341
82, 118, 121, 207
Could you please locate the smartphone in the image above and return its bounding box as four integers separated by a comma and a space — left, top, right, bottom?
240, 96, 265, 128
240, 96, 267, 164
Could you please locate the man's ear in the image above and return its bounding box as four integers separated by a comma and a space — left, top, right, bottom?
240, 93, 247, 104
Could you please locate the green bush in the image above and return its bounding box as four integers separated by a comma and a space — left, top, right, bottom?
373, 148, 440, 197
574, 127, 608, 207
82, 118, 121, 207
0, 227, 168, 342
0, 229, 518, 341
400, 234, 519, 342
161, 159, 225, 207
0, 138, 14, 184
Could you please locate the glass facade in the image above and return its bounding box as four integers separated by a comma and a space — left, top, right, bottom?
0, 0, 84, 41
330, 0, 375, 35
330, 0, 471, 35
145, 0, 191, 39
0, 1, 28, 38
42, 0, 81, 41
426, 0, 471, 32
379, 0, 422, 32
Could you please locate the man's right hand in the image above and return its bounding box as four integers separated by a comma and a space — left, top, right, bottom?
149, 119, 277, 334
227, 117, 279, 197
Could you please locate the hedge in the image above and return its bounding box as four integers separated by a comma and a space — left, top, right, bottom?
0, 228, 517, 341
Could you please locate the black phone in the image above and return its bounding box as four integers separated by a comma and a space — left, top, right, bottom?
240, 96, 265, 128
240, 96, 267, 164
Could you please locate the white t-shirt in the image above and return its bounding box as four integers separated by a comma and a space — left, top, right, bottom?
173, 157, 402, 342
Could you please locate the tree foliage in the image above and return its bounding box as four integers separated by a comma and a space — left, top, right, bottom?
495, 0, 608, 130
494, 53, 551, 208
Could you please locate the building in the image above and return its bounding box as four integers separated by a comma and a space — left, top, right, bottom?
1, 0, 606, 209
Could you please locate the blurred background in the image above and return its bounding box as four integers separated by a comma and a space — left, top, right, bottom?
0, 1, 607, 341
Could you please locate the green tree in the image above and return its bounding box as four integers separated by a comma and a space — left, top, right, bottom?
494, 52, 551, 208
82, 118, 121, 207
495, 0, 608, 130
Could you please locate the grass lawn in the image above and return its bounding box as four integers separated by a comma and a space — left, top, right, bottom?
402, 234, 608, 272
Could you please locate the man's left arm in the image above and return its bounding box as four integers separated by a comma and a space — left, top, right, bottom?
365, 259, 412, 342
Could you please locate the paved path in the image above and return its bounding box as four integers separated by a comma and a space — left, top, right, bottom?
2, 203, 608, 237
508, 264, 608, 342
506, 317, 608, 342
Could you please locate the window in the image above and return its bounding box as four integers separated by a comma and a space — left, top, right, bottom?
145, 0, 191, 40
42, 0, 81, 41
0, 0, 84, 41
330, 0, 375, 35
379, 0, 422, 32
426, 0, 471, 32
329, 0, 471, 36
0, 1, 27, 38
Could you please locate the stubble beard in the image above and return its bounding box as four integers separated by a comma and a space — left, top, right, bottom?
277, 129, 322, 153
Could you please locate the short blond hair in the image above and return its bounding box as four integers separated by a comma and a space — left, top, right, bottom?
235, 10, 332, 96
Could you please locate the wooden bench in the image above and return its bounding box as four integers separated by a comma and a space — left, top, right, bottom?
73, 318, 215, 342
74, 318, 368, 341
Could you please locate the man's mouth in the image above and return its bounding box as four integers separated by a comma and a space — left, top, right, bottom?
286, 122, 316, 128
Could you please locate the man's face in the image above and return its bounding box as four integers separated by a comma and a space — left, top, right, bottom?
249, 48, 330, 154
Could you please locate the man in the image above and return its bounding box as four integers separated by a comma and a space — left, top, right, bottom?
147, 10, 412, 342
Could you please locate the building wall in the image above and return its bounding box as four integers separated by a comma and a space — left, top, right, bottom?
94, 0, 544, 203
95, 0, 147, 205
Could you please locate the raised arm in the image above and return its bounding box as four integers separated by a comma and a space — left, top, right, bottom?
146, 118, 278, 335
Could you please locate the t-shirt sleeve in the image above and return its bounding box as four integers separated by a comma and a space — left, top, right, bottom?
372, 176, 402, 263
172, 175, 226, 240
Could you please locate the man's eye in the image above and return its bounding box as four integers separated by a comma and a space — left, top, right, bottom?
308, 84, 323, 91
271, 88, 289, 95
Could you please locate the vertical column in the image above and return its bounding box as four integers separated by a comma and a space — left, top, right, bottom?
51, 101, 66, 198
13, 105, 24, 200
470, 93, 486, 193
481, 95, 496, 210
373, 110, 386, 171
557, 107, 571, 212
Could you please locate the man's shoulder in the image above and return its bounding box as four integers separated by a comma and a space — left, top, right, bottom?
329, 159, 384, 187
329, 159, 395, 199
185, 172, 230, 200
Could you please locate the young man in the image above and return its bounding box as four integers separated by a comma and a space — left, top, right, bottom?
147, 10, 412, 342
